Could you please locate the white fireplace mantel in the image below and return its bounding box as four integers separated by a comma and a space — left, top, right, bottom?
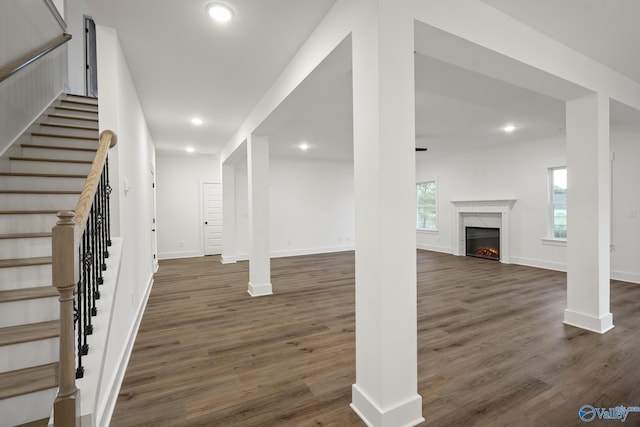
451, 199, 517, 263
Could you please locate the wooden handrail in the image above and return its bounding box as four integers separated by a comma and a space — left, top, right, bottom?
52, 130, 117, 426
74, 130, 118, 233
0, 33, 71, 84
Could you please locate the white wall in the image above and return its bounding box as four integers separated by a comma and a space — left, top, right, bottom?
0, 0, 67, 155
156, 154, 220, 259
611, 132, 640, 283
235, 156, 355, 259
416, 132, 640, 283
94, 25, 157, 427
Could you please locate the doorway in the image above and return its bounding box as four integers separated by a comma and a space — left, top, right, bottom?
203, 183, 222, 255
84, 16, 98, 97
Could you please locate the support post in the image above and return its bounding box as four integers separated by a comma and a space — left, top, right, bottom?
564, 93, 613, 333
52, 211, 79, 427
221, 163, 237, 264
350, 0, 423, 425
247, 134, 272, 296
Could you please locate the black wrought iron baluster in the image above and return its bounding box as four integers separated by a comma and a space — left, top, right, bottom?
105, 157, 112, 251
75, 242, 84, 379
83, 226, 93, 337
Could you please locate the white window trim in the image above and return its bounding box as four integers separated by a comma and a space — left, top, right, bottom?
548, 166, 567, 240
416, 179, 438, 231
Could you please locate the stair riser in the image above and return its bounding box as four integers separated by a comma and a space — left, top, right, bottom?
53, 107, 98, 119
0, 237, 51, 259
48, 115, 99, 127
60, 100, 98, 112
0, 388, 57, 427
0, 296, 56, 327
22, 146, 97, 162
37, 125, 99, 139
0, 176, 85, 191
0, 265, 50, 291
0, 193, 78, 211
32, 134, 99, 149
10, 159, 91, 175
0, 214, 58, 234
0, 337, 58, 374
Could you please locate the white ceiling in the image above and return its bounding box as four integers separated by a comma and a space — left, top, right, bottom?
87, 0, 640, 161
480, 0, 640, 83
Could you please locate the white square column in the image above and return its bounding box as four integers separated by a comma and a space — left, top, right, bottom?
247, 134, 272, 297
350, 1, 423, 425
564, 93, 613, 333
221, 163, 237, 264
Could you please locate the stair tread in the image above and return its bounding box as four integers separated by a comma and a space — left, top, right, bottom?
0, 286, 57, 303
48, 113, 98, 123
40, 123, 99, 131
21, 143, 97, 152
0, 190, 81, 194
54, 106, 98, 114
0, 363, 58, 400
0, 320, 59, 346
9, 156, 93, 164
31, 132, 98, 141
0, 172, 86, 178
0, 210, 59, 215
0, 257, 52, 268
65, 93, 97, 101
0, 232, 52, 239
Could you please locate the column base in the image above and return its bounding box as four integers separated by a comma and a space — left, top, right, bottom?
220, 255, 237, 264
563, 309, 614, 334
351, 384, 424, 427
248, 282, 273, 297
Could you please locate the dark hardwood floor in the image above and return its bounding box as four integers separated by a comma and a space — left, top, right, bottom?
111, 251, 640, 427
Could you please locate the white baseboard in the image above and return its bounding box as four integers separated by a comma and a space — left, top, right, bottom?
158, 250, 202, 260
611, 270, 640, 284
351, 384, 424, 427
234, 246, 354, 263
416, 243, 452, 254
248, 282, 273, 297
97, 269, 155, 427
271, 245, 354, 258
509, 256, 567, 272
563, 309, 614, 334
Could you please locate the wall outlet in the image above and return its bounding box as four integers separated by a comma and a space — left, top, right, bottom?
178, 242, 184, 248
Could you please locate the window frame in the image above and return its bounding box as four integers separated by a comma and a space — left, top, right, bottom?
416, 180, 438, 231
548, 166, 567, 240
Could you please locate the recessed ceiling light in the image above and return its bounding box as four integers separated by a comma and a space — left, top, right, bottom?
206, 3, 234, 23
186, 147, 195, 153
503, 124, 516, 133
299, 142, 309, 151
191, 117, 203, 126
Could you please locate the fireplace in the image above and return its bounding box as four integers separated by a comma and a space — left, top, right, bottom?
465, 227, 500, 261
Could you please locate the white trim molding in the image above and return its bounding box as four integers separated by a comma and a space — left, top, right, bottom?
451, 199, 517, 263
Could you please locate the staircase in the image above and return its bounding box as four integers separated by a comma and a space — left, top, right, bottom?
0, 94, 98, 427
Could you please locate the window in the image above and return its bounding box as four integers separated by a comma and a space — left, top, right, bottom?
549, 167, 567, 239
417, 181, 437, 230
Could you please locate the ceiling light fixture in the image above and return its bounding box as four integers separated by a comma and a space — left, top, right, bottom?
503, 124, 516, 133
299, 142, 309, 151
191, 117, 203, 126
186, 147, 195, 153
206, 2, 234, 23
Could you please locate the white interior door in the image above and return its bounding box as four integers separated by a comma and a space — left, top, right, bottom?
203, 183, 222, 255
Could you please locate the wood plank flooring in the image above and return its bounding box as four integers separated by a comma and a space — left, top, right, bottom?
111, 251, 640, 427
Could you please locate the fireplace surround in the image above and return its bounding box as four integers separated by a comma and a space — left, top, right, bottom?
451, 200, 516, 263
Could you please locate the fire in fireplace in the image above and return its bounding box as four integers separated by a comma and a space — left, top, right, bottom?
465, 227, 500, 261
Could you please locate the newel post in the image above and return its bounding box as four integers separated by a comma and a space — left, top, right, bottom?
53, 210, 79, 427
